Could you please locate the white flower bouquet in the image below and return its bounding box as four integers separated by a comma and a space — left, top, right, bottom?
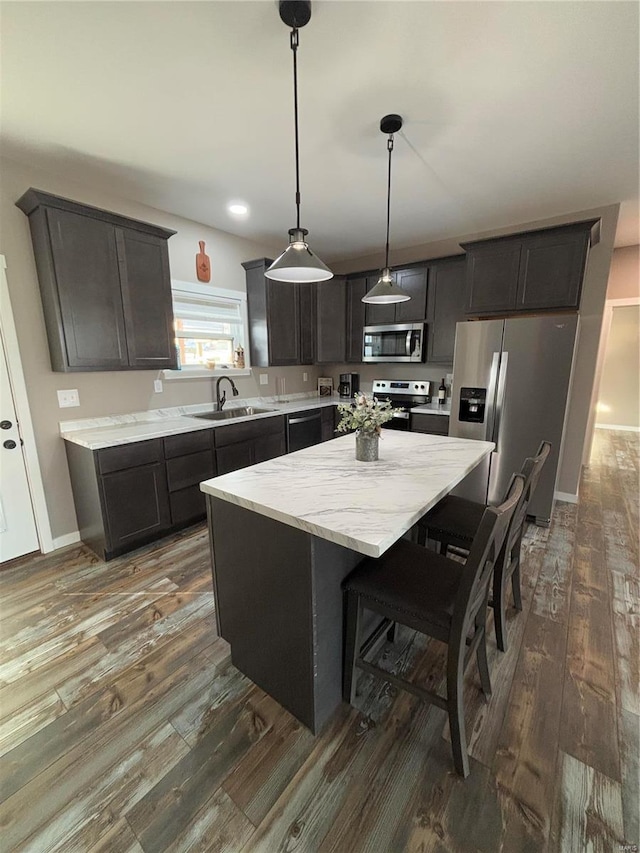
336, 393, 403, 436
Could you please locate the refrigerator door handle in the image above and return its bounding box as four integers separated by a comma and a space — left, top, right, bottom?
485, 352, 501, 442
493, 351, 509, 445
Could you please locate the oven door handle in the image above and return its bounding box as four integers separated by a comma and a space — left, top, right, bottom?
391, 411, 410, 419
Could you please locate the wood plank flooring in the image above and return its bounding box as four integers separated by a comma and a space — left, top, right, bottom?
1, 429, 637, 852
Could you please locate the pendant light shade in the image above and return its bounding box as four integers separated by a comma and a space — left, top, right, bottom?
266, 2, 332, 283
362, 114, 411, 305
266, 228, 333, 282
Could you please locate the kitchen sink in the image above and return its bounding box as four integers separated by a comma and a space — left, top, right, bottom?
189, 406, 277, 421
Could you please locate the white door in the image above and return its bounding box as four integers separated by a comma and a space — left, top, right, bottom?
0, 333, 39, 562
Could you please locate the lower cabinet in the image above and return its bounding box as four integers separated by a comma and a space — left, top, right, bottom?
410, 413, 450, 436
101, 460, 171, 555
164, 431, 216, 528
214, 416, 286, 475
321, 405, 336, 441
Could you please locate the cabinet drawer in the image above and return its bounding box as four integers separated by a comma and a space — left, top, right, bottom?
98, 439, 163, 475
166, 450, 216, 492
410, 413, 449, 436
213, 415, 284, 448
170, 485, 207, 527
164, 430, 212, 459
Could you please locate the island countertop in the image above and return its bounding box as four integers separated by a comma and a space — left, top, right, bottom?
200, 431, 494, 558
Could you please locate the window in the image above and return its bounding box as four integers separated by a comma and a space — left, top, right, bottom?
170, 281, 249, 374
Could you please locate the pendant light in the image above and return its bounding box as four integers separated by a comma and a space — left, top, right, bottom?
362, 114, 411, 304
266, 1, 333, 283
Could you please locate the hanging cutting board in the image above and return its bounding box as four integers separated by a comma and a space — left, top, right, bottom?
196, 241, 211, 282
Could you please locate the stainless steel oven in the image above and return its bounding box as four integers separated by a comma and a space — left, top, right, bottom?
372, 379, 432, 431
363, 323, 426, 363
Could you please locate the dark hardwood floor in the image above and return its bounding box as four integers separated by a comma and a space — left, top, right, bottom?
0, 429, 637, 852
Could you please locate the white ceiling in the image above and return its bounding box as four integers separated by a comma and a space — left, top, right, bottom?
2, 1, 638, 262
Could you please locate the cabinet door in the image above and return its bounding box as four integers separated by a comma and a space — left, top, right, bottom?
394, 267, 428, 322
267, 281, 300, 365
316, 277, 346, 363
101, 462, 170, 554
216, 441, 253, 475
298, 282, 316, 364
427, 258, 466, 364
346, 278, 367, 362
117, 230, 176, 369
516, 231, 589, 311
410, 413, 449, 436
465, 241, 521, 316
47, 209, 129, 370
253, 432, 286, 464
364, 286, 395, 325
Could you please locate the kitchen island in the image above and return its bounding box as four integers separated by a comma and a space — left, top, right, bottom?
201, 431, 494, 732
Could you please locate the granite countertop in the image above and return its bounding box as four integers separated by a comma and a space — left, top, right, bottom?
200, 431, 494, 557
60, 394, 342, 450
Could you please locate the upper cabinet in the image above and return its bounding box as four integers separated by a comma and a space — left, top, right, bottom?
364, 266, 428, 325
426, 256, 466, 364
16, 189, 177, 372
316, 276, 346, 363
243, 258, 315, 367
345, 276, 368, 363
461, 219, 600, 318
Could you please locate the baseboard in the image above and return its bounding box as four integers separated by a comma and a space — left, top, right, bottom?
555, 491, 578, 504
52, 531, 81, 550
595, 423, 640, 432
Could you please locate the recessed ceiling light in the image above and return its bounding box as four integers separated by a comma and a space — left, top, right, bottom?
228, 203, 248, 216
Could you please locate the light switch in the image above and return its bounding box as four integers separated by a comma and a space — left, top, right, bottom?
154, 379, 163, 393
303, 372, 308, 382
259, 374, 269, 386
57, 389, 80, 408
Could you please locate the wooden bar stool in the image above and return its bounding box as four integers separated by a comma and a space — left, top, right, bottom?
416, 441, 551, 651
343, 474, 524, 778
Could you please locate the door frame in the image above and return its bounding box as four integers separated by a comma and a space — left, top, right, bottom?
584, 295, 640, 462
0, 255, 54, 553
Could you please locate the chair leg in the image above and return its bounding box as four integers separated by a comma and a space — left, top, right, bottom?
493, 569, 508, 653
511, 559, 523, 611
476, 628, 492, 701
343, 590, 363, 704
446, 644, 470, 778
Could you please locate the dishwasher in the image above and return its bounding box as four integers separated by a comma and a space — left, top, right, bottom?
286, 409, 323, 453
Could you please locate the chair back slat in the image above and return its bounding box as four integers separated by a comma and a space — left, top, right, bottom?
503, 440, 551, 557
454, 474, 525, 634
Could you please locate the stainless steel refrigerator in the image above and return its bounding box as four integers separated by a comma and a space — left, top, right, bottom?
449, 313, 579, 525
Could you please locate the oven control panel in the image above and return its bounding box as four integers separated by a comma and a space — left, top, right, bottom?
372, 379, 431, 396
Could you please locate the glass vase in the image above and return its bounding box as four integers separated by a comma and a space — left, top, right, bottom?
355, 430, 379, 462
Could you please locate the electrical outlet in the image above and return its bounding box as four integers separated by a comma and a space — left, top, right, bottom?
259, 374, 269, 386
57, 389, 80, 408
303, 372, 308, 382
154, 379, 163, 393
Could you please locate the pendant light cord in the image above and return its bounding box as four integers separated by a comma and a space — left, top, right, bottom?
291, 28, 301, 231
384, 134, 394, 269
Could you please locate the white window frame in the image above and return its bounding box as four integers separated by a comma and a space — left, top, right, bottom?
163, 279, 251, 380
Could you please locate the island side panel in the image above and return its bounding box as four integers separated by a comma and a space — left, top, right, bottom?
207, 496, 315, 730
310, 536, 364, 731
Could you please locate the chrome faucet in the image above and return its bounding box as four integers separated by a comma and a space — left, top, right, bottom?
216, 376, 239, 410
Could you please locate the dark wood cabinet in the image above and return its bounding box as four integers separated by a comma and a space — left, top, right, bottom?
164, 429, 216, 529
316, 277, 346, 363
364, 266, 429, 325
66, 438, 171, 560
426, 256, 466, 364
243, 258, 315, 366
345, 277, 368, 363
16, 189, 177, 372
213, 416, 286, 475
321, 405, 336, 441
461, 219, 600, 317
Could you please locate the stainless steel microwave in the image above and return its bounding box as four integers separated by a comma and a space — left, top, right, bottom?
362, 323, 426, 363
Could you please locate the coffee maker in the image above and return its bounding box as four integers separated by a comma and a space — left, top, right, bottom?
338, 373, 360, 399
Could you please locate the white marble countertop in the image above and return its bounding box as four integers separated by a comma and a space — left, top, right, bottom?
409, 402, 452, 416
200, 431, 494, 558
60, 394, 342, 450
